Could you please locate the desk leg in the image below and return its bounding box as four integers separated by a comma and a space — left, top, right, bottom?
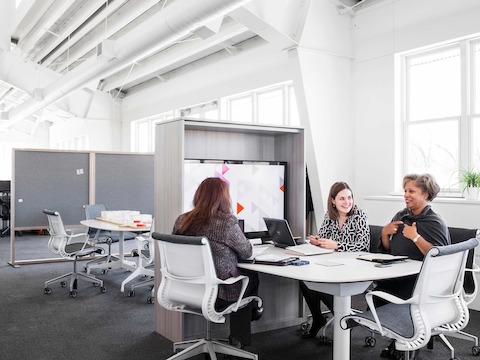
118, 232, 137, 273
304, 281, 371, 360
333, 295, 351, 360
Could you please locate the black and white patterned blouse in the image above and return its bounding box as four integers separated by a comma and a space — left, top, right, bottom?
317, 206, 370, 252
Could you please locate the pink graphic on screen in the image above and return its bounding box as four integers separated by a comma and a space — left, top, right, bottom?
184, 162, 285, 232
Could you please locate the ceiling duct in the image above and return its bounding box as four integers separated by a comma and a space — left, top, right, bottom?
2, 0, 252, 130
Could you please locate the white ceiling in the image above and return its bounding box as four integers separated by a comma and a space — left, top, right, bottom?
0, 0, 367, 140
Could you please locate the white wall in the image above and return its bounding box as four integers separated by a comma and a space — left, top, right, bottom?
353, 0, 480, 209
122, 0, 355, 225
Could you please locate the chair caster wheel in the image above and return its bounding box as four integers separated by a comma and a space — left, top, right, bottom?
472, 345, 480, 356
128, 290, 135, 297
300, 322, 310, 331
365, 336, 376, 347
318, 336, 332, 346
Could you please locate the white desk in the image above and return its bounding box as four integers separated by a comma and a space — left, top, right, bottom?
238, 246, 422, 360
80, 219, 150, 281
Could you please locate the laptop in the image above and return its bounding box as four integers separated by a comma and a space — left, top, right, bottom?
263, 217, 334, 255
263, 217, 300, 248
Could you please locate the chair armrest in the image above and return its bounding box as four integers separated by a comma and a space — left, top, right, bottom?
67, 232, 91, 251
467, 263, 480, 273
365, 290, 419, 336
217, 275, 251, 313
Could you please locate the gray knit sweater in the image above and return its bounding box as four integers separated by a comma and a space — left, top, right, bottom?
173, 211, 252, 302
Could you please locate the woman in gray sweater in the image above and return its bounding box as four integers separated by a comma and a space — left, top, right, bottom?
173, 177, 262, 349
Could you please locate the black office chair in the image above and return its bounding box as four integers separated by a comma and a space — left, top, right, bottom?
0, 195, 10, 237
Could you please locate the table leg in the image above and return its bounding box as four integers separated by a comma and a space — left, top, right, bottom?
118, 232, 137, 272
333, 295, 351, 360
304, 281, 371, 360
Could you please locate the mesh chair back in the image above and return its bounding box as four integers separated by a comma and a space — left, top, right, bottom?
43, 209, 68, 255
413, 238, 478, 330
84, 204, 107, 220
448, 227, 479, 299
137, 220, 155, 264
156, 233, 216, 309
84, 204, 108, 237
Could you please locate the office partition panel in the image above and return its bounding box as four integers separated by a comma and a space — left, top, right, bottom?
94, 153, 154, 216
9, 149, 154, 267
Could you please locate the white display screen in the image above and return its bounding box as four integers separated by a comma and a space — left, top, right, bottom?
184, 161, 285, 232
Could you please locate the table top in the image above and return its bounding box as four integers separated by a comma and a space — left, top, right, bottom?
238, 245, 422, 284
80, 219, 151, 233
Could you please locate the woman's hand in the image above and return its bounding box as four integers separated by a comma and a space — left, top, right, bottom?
312, 236, 338, 250
402, 222, 418, 240
382, 220, 403, 237
309, 235, 320, 246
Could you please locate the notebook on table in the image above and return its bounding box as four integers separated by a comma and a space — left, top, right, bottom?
263, 218, 332, 255
357, 253, 409, 264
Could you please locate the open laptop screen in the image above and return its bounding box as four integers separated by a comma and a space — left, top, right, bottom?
263, 217, 297, 248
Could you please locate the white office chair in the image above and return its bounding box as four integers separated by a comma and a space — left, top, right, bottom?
429, 228, 480, 358
122, 221, 155, 303
83, 204, 118, 274
43, 209, 107, 298
153, 232, 262, 360
341, 238, 479, 360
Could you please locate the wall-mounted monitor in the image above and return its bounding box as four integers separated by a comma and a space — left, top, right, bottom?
184, 160, 286, 232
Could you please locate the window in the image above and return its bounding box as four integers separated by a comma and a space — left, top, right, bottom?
131, 81, 300, 152
130, 111, 176, 152
401, 36, 480, 193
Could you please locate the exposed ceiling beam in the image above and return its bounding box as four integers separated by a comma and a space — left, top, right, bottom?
19, 0, 77, 60
30, 0, 107, 64
43, 0, 159, 72
0, 0, 253, 131
100, 19, 251, 92
12, 0, 55, 45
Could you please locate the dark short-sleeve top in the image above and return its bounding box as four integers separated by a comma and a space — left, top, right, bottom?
317, 206, 370, 252
379, 205, 450, 261
172, 211, 252, 302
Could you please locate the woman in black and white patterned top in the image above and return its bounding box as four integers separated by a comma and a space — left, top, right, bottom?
301, 181, 370, 339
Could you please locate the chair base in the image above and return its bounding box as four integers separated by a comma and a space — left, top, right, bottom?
45, 270, 103, 292
432, 331, 480, 360
168, 338, 258, 360
120, 263, 154, 292
86, 253, 119, 273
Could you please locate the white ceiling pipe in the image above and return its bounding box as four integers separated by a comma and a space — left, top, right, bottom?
3, 0, 251, 129
0, 0, 15, 51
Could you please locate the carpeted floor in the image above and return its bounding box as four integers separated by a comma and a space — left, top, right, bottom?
1, 232, 480, 360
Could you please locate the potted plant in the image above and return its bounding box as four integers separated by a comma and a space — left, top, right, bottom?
460, 168, 480, 200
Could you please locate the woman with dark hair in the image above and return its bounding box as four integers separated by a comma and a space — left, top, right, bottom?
300, 181, 370, 339
172, 177, 262, 349
376, 173, 450, 359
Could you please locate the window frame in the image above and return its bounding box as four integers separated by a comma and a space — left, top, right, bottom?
400, 36, 480, 195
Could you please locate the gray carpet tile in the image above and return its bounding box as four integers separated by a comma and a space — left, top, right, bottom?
1, 233, 480, 360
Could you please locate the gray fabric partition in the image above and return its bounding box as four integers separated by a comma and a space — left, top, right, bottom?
11, 149, 154, 266
94, 153, 154, 216
13, 150, 154, 229
14, 150, 90, 228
